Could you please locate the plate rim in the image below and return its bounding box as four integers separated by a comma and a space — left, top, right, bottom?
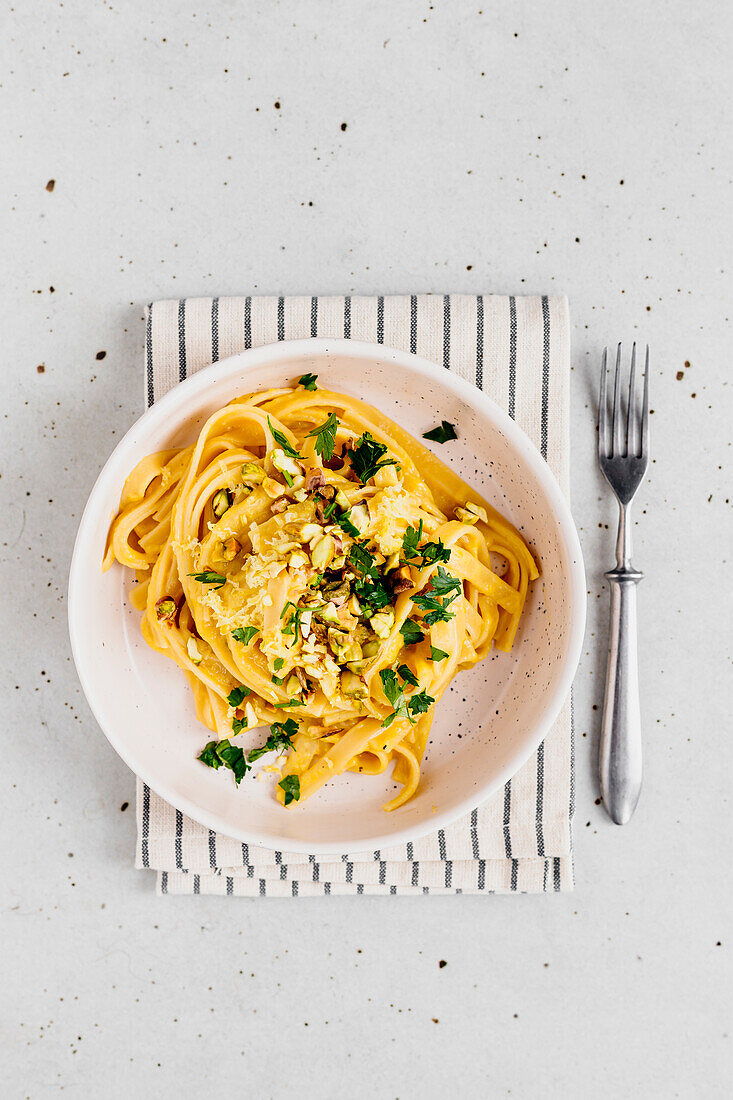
68, 337, 586, 855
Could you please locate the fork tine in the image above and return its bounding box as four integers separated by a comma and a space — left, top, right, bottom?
612, 343, 622, 455
640, 345, 650, 458
598, 347, 608, 456
626, 343, 636, 456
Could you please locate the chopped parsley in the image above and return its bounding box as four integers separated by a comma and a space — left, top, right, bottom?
267, 416, 302, 459
407, 690, 434, 715
423, 420, 457, 444
199, 719, 299, 787
348, 431, 398, 484
322, 499, 338, 521
347, 541, 391, 615
306, 412, 339, 461
282, 469, 294, 487
189, 571, 226, 589
231, 625, 259, 646
273, 658, 285, 671
413, 567, 462, 625
430, 567, 462, 601
397, 664, 419, 687
400, 619, 425, 646
379, 668, 412, 728
402, 523, 451, 567
272, 699, 305, 708
298, 373, 318, 391
402, 521, 423, 559
430, 646, 449, 662
412, 592, 455, 626
248, 718, 298, 761
279, 774, 301, 805
334, 508, 359, 537
231, 716, 248, 735
198, 739, 250, 785
227, 686, 251, 707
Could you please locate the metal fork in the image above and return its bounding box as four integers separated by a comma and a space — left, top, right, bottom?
598, 343, 649, 824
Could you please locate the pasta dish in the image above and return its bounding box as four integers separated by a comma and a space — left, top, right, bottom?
104, 377, 538, 811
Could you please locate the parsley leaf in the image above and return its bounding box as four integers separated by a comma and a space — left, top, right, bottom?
379, 668, 413, 728
267, 416, 302, 459
273, 657, 285, 671
231, 716, 248, 735
412, 593, 456, 626
198, 738, 250, 785
353, 575, 391, 615
232, 626, 259, 645
348, 541, 378, 578
401, 522, 450, 567
423, 420, 457, 444
306, 412, 339, 461
298, 373, 318, 391
430, 567, 462, 603
400, 619, 425, 646
397, 664, 419, 687
430, 646, 449, 662
279, 775, 301, 805
272, 699, 305, 708
248, 718, 298, 762
227, 686, 251, 707
189, 571, 226, 589
420, 540, 451, 566
407, 690, 435, 715
334, 509, 359, 537
348, 431, 398, 484
402, 521, 423, 559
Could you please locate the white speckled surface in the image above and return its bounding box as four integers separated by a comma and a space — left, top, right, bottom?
2, 1, 731, 1096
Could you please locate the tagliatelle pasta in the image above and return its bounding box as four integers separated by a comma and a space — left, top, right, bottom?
104, 377, 538, 811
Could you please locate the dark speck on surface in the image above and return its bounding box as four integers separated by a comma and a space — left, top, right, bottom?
676, 371, 684, 380
274, 100, 281, 109
46, 179, 55, 192
438, 959, 447, 968
120, 801, 129, 812
96, 350, 107, 360
340, 122, 347, 131
36, 364, 45, 373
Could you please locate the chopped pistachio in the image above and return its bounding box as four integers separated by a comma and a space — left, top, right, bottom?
346, 658, 371, 674
318, 601, 340, 624
186, 637, 203, 665
212, 488, 231, 517
293, 488, 308, 502
370, 608, 395, 638
272, 448, 302, 479
300, 609, 313, 636
465, 501, 488, 523
335, 489, 351, 510
388, 564, 413, 594
285, 673, 301, 695
299, 522, 322, 542
330, 554, 346, 570
289, 550, 309, 570
340, 670, 368, 699
455, 505, 480, 525
347, 593, 362, 617
384, 552, 400, 573
241, 461, 264, 484
349, 503, 369, 533
155, 597, 177, 623
262, 476, 284, 498
311, 534, 335, 571
361, 639, 380, 658
221, 537, 241, 562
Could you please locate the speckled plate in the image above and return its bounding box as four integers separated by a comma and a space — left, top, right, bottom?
68, 339, 585, 855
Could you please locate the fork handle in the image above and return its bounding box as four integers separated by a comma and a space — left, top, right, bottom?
599, 568, 643, 824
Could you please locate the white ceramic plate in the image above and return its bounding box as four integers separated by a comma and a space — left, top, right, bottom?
69, 339, 585, 855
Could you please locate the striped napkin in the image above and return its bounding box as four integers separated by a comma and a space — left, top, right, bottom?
136, 294, 574, 895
